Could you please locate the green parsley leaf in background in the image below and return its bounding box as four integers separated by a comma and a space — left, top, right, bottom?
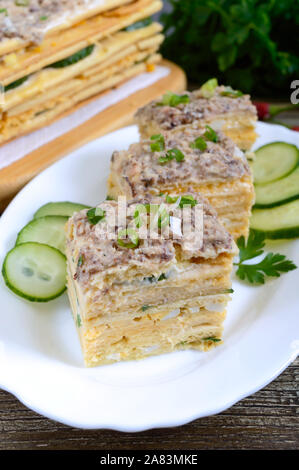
161, 0, 299, 98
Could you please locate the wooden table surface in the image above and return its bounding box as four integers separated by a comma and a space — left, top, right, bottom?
0, 358, 298, 450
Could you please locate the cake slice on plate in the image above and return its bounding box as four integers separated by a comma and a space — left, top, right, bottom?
108, 127, 254, 239
65, 194, 236, 367
0, 0, 163, 144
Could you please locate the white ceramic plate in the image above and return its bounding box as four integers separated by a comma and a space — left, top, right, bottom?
0, 122, 298, 431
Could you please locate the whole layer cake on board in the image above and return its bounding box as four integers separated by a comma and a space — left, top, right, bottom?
0, 0, 163, 144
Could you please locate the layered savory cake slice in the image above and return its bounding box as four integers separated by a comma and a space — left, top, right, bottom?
108, 127, 255, 239
135, 79, 257, 151
65, 195, 236, 366
0, 0, 163, 144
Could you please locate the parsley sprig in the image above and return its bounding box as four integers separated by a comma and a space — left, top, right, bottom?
235, 230, 296, 284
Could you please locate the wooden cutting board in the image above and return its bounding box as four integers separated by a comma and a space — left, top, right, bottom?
0, 60, 186, 210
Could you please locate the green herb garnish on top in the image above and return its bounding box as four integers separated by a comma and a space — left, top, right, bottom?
204, 125, 219, 143
179, 195, 198, 208
234, 230, 296, 284
220, 86, 243, 98
189, 126, 219, 150
150, 134, 165, 152
159, 148, 185, 164
87, 207, 105, 225
117, 229, 139, 249
165, 194, 197, 208
157, 91, 190, 107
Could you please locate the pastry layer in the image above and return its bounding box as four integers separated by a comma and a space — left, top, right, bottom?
67, 250, 233, 325
71, 294, 229, 367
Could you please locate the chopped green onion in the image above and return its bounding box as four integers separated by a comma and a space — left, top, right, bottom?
170, 148, 185, 162
77, 255, 84, 267
158, 273, 167, 281
204, 125, 219, 142
134, 203, 148, 228
106, 195, 115, 200
190, 136, 207, 151
150, 134, 165, 152
220, 86, 243, 98
203, 337, 221, 342
165, 195, 179, 204
157, 207, 170, 229
200, 78, 218, 98
87, 207, 105, 225
141, 305, 152, 311
40, 16, 48, 21
76, 314, 82, 328
0, 8, 8, 15
157, 91, 190, 107
159, 148, 185, 164
117, 228, 139, 249
179, 195, 198, 208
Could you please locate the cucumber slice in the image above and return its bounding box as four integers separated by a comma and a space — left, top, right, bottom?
16, 216, 68, 254
250, 200, 299, 239
252, 142, 299, 184
5, 75, 29, 92
34, 201, 90, 219
125, 18, 152, 31
48, 45, 95, 68
2, 243, 66, 302
254, 166, 299, 208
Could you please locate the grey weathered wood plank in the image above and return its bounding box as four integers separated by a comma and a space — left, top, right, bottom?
0, 359, 298, 450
